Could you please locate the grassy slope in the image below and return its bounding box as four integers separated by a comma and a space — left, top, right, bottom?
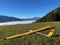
0, 22, 60, 45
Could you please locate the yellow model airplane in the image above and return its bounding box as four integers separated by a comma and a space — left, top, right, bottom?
4, 25, 54, 40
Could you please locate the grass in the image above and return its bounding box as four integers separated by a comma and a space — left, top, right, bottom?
0, 22, 60, 45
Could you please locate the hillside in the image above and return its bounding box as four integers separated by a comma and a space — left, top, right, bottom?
36, 7, 60, 22
0, 22, 60, 45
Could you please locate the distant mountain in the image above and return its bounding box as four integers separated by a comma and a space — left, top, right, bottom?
22, 17, 40, 21
0, 15, 22, 22
0, 15, 40, 22
36, 7, 60, 22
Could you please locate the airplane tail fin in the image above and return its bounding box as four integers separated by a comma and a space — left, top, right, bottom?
47, 29, 55, 37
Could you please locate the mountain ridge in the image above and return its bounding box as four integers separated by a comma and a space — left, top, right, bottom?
36, 7, 60, 22
0, 15, 40, 22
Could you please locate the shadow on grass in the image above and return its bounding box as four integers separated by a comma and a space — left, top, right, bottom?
51, 34, 60, 37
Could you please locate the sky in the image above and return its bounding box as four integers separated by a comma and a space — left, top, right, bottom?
0, 0, 60, 18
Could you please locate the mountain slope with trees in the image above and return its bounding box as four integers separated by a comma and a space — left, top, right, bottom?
36, 7, 60, 22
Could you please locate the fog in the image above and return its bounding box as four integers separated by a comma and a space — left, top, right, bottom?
0, 20, 36, 26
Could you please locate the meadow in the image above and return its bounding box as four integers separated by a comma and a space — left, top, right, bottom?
0, 22, 60, 45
